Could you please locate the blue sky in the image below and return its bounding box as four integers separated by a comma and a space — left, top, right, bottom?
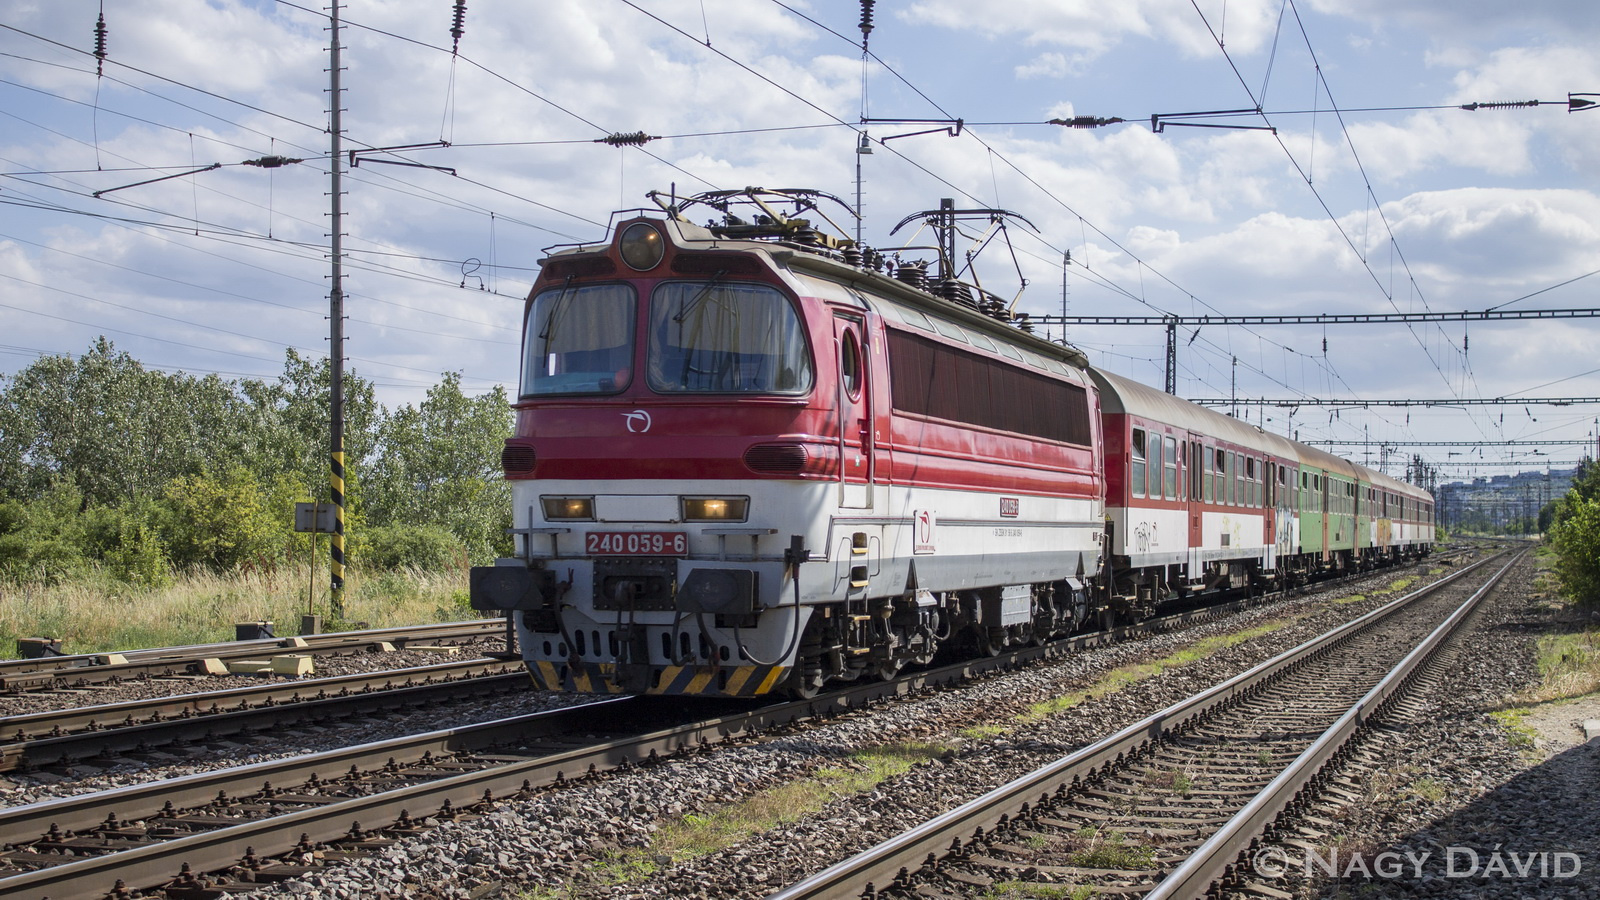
1, 0, 1596, 480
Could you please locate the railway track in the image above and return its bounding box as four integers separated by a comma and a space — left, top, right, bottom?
0, 619, 511, 693
765, 549, 1517, 900
0, 553, 1466, 899
0, 657, 527, 773
0, 574, 1345, 900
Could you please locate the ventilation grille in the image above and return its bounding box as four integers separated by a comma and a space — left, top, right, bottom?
671, 253, 765, 277
501, 444, 537, 479
743, 443, 808, 475
541, 256, 616, 279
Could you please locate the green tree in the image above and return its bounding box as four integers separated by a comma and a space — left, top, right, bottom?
0, 338, 244, 506
1550, 495, 1600, 607
1543, 458, 1600, 606
237, 348, 379, 507
364, 372, 512, 564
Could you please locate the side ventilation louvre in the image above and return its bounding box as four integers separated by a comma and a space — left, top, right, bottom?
743, 443, 808, 475
501, 443, 537, 479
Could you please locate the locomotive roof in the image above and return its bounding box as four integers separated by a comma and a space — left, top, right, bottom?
1090, 367, 1431, 500
540, 210, 1090, 371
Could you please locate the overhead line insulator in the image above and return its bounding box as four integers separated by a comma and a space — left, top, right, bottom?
450, 0, 467, 55
1048, 116, 1126, 129
93, 12, 108, 77
859, 0, 875, 50
596, 131, 657, 147
242, 155, 305, 168
1458, 99, 1541, 111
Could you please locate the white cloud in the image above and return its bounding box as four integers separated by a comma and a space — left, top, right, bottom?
1015, 52, 1071, 80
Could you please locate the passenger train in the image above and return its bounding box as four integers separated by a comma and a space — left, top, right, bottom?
469, 188, 1434, 699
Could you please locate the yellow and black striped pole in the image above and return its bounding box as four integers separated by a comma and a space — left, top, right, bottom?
329, 449, 345, 616
327, 2, 347, 618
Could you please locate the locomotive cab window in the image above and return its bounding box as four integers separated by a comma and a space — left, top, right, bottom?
648, 282, 813, 393
523, 283, 636, 396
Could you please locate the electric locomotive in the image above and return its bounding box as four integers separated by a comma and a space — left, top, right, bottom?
470, 189, 1106, 698
469, 187, 1436, 699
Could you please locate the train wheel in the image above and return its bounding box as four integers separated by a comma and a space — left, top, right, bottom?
784, 656, 827, 700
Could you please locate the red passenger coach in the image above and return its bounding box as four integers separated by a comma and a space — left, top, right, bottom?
1091, 369, 1298, 613
471, 190, 1107, 698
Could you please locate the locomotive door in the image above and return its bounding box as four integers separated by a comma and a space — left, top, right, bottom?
834, 314, 874, 509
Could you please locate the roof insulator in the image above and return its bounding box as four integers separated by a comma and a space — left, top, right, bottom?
450, 0, 467, 55
596, 131, 657, 147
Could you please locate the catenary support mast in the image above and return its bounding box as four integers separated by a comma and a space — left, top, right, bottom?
327, 2, 346, 616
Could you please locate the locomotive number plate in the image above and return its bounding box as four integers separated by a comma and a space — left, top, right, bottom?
586, 531, 688, 556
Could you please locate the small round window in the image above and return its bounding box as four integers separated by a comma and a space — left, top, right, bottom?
841, 332, 863, 400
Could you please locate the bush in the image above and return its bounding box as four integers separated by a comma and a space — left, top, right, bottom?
356, 523, 466, 572
0, 494, 88, 584
163, 467, 292, 571
106, 519, 172, 588
0, 531, 85, 584
1550, 495, 1600, 607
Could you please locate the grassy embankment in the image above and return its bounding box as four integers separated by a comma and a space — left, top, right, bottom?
1489, 554, 1600, 752
0, 565, 473, 657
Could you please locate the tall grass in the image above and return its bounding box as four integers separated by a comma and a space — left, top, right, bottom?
0, 563, 476, 658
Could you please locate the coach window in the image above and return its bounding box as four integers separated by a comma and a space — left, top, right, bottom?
1245, 458, 1257, 508
1229, 451, 1240, 506
1203, 446, 1213, 502
1150, 434, 1164, 500
1209, 448, 1222, 506
1164, 435, 1179, 499
1131, 429, 1147, 498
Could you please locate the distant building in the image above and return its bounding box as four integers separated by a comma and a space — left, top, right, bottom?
1436, 466, 1580, 533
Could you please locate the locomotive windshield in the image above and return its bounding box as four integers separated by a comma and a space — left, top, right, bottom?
647, 282, 813, 393
521, 282, 636, 396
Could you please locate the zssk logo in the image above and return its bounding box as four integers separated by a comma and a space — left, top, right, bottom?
622, 410, 652, 433
1000, 497, 1020, 518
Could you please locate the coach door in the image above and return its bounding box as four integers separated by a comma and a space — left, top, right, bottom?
834, 314, 874, 509
1186, 435, 1205, 549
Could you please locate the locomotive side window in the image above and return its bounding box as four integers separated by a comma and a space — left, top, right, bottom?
647, 282, 813, 393
884, 329, 1093, 444
523, 283, 636, 396
1131, 429, 1147, 498
841, 330, 863, 400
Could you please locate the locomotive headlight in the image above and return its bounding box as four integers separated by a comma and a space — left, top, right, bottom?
541, 496, 595, 520
618, 222, 665, 270
682, 497, 749, 521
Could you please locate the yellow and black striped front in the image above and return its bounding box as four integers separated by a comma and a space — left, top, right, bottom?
527, 660, 789, 697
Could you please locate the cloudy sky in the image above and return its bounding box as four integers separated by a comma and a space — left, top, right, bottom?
2, 0, 1596, 482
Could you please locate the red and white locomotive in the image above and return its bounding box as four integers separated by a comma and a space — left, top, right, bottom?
470, 189, 1433, 699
